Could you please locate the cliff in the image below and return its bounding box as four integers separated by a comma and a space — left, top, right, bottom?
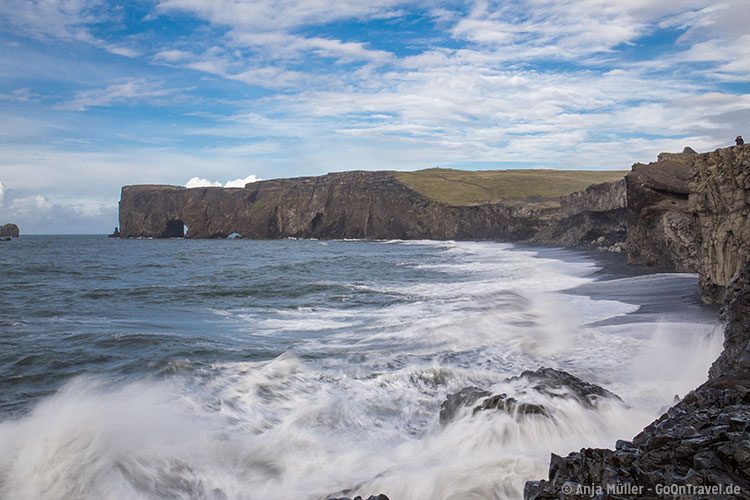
119, 172, 626, 246
0, 223, 19, 238
529, 179, 626, 248
691, 145, 750, 304
625, 148, 700, 272
524, 263, 750, 499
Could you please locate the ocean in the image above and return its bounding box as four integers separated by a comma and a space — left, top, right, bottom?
0, 236, 721, 499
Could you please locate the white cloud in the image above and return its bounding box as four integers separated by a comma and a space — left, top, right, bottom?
155, 0, 406, 31
0, 88, 35, 102
0, 0, 138, 57
185, 174, 261, 188
224, 174, 261, 187
58, 79, 176, 111
185, 177, 221, 188
0, 181, 6, 206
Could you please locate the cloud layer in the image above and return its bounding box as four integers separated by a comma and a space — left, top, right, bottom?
0, 0, 748, 232
185, 175, 261, 188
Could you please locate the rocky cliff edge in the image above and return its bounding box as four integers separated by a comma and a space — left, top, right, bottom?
524, 263, 750, 499
118, 171, 626, 247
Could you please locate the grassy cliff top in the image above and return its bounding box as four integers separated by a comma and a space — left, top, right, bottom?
393, 168, 627, 206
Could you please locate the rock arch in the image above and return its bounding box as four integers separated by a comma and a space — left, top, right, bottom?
162, 219, 188, 238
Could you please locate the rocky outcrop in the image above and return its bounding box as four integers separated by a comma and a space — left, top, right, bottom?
0, 223, 19, 238
119, 173, 625, 246
625, 148, 700, 272
524, 263, 750, 499
691, 145, 750, 304
529, 180, 626, 248
439, 368, 622, 426
329, 496, 389, 500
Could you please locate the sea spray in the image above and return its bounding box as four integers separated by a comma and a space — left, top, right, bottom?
0, 238, 721, 499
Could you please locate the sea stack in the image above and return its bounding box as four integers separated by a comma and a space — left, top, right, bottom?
0, 223, 19, 238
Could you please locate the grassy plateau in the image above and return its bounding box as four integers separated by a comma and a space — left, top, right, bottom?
393, 168, 627, 206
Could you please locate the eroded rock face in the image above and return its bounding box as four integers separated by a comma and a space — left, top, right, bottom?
0, 223, 19, 238
524, 264, 750, 499
625, 148, 700, 272
691, 144, 750, 304
529, 180, 627, 248
119, 172, 626, 246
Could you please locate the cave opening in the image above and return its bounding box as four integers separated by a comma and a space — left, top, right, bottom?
163, 219, 188, 238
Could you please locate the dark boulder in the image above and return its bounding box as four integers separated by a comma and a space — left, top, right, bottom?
506, 368, 623, 409
0, 223, 19, 238
329, 495, 390, 500
439, 368, 621, 426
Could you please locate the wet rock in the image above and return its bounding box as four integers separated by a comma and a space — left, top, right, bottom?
329, 495, 389, 500
439, 386, 490, 425
506, 368, 623, 408
0, 223, 19, 238
473, 394, 548, 418
440, 368, 620, 425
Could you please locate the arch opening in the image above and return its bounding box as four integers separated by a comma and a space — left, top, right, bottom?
227, 232, 242, 239
163, 219, 188, 238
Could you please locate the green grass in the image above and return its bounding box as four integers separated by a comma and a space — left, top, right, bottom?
393, 168, 627, 206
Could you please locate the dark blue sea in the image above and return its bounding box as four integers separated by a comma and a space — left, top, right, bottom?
0, 236, 720, 499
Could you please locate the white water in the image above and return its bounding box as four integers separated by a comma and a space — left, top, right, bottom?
0, 241, 722, 500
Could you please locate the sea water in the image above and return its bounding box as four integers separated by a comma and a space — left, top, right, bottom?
0, 236, 721, 499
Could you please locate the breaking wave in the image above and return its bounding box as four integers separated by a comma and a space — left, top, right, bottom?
0, 239, 721, 499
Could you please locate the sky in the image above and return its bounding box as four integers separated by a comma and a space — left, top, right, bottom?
0, 0, 749, 233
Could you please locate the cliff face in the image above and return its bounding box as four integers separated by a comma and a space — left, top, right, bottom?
0, 223, 19, 238
691, 145, 750, 304
625, 148, 700, 272
525, 263, 750, 499
121, 172, 530, 240
529, 179, 626, 247
119, 172, 626, 245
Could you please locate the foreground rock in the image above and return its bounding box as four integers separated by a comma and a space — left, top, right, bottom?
118, 172, 626, 247
524, 263, 750, 499
440, 368, 622, 425
0, 223, 19, 238
329, 496, 389, 500
691, 144, 750, 304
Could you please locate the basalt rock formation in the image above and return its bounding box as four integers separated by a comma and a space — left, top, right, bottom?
0, 223, 19, 238
625, 148, 700, 272
691, 144, 750, 304
528, 180, 626, 248
524, 263, 750, 499
439, 368, 622, 426
119, 172, 626, 247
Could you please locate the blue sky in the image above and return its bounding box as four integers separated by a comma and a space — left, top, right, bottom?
0, 0, 749, 233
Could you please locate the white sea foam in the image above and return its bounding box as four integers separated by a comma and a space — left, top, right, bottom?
0, 241, 722, 499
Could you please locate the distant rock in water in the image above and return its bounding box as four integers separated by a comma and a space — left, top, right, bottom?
524, 263, 750, 499
0, 223, 19, 238
439, 368, 622, 425
108, 227, 120, 238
